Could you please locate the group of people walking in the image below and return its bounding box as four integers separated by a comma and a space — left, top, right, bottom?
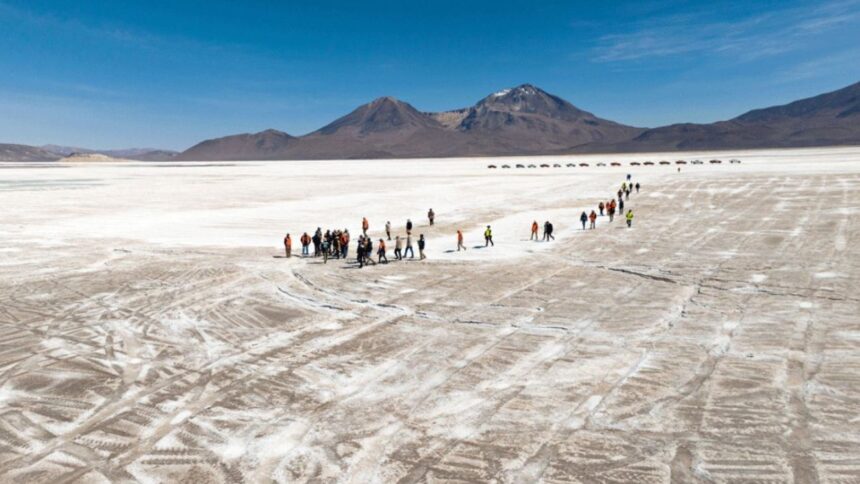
282, 174, 643, 266
283, 213, 430, 268
579, 178, 638, 231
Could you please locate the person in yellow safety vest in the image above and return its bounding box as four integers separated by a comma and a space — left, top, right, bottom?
626, 209, 634, 228
484, 225, 494, 247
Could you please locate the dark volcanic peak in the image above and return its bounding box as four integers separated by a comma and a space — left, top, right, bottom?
316, 96, 440, 136
472, 84, 591, 120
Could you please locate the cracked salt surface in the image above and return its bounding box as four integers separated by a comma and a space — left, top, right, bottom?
1, 147, 860, 482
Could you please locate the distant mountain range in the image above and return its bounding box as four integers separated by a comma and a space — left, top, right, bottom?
2, 81, 858, 161
0, 144, 178, 162
178, 85, 644, 160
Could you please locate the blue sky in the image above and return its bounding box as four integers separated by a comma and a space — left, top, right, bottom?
1, 0, 858, 150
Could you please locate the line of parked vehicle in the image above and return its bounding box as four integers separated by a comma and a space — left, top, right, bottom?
487, 159, 741, 169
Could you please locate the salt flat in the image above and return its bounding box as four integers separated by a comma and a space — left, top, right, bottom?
1, 147, 859, 483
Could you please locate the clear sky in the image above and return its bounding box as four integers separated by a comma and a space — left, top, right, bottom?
1, 0, 858, 150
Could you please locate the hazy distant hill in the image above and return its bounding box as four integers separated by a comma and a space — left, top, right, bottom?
41, 145, 179, 161
575, 81, 860, 153
0, 143, 61, 161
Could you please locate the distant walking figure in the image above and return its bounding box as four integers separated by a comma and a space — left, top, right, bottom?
284, 233, 291, 258
406, 218, 413, 234
418, 234, 426, 260
300, 232, 311, 256
580, 211, 588, 230
589, 210, 597, 229
598, 201, 605, 216
362, 217, 369, 236
364, 238, 376, 265
484, 226, 494, 247
378, 239, 388, 263
385, 221, 392, 240
427, 209, 435, 226
457, 230, 467, 251
626, 209, 634, 228
543, 221, 555, 241
394, 235, 403, 260
405, 234, 415, 258
530, 221, 539, 241
635, 182, 640, 193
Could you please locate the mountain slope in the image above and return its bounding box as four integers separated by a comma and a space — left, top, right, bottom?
578, 81, 860, 152
179, 129, 298, 161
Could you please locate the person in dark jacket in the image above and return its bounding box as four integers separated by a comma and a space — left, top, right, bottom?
406, 219, 413, 234
427, 209, 435, 226
312, 229, 321, 257
635, 182, 640, 193
418, 234, 426, 260
364, 237, 377, 265
580, 211, 588, 230
543, 221, 555, 241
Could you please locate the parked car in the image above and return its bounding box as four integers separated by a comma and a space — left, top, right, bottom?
709, 159, 722, 164
596, 162, 606, 167
610, 162, 621, 166
659, 161, 670, 165
643, 161, 655, 166
579, 163, 589, 167
501, 164, 511, 169
566, 163, 576, 167
730, 159, 741, 164
630, 161, 641, 166
528, 164, 537, 168
516, 164, 525, 168
487, 164, 497, 169
540, 163, 550, 168
553, 163, 562, 168
691, 160, 703, 165
675, 160, 687, 165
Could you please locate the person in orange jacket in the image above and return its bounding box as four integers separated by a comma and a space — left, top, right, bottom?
377, 238, 388, 263
457, 229, 467, 251
361, 217, 369, 236
589, 210, 597, 229
283, 233, 292, 258
530, 220, 539, 241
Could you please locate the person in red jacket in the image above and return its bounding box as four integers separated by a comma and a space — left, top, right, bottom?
361, 217, 369, 236
589, 210, 597, 229
530, 220, 539, 241
283, 233, 292, 258
457, 229, 467, 251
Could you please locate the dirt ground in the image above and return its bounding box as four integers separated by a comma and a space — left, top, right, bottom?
1, 149, 859, 482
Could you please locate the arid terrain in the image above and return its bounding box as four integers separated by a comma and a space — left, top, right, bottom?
1, 147, 859, 483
